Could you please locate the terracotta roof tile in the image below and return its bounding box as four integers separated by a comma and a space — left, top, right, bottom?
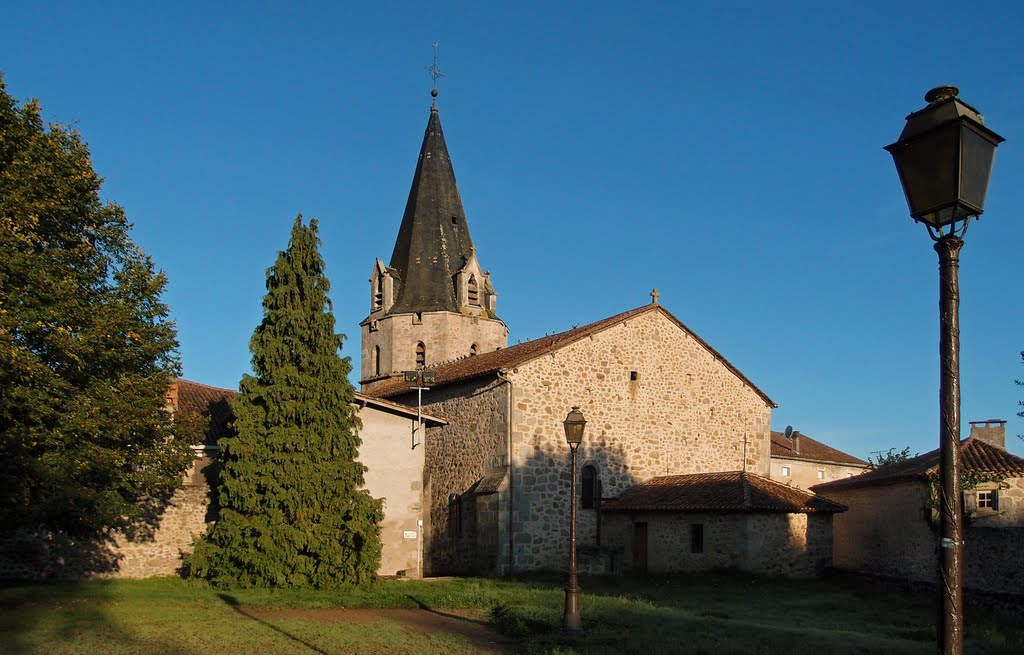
364, 304, 775, 407
771, 431, 868, 466
175, 379, 235, 443
601, 471, 846, 514
812, 437, 1024, 492
472, 472, 506, 495
175, 379, 442, 444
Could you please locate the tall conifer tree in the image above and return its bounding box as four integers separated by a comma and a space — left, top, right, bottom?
190, 216, 382, 587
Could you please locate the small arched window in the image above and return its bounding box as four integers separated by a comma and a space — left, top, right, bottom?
467, 275, 479, 306
470, 343, 478, 357
449, 493, 462, 536
372, 275, 383, 311
581, 465, 598, 509
415, 342, 426, 368
373, 345, 381, 376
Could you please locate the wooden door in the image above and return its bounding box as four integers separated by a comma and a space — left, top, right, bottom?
633, 522, 648, 575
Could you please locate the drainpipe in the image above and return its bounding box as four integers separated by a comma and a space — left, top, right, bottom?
497, 369, 514, 578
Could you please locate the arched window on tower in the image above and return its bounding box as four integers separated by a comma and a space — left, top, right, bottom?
373, 275, 383, 311
415, 342, 426, 368
470, 343, 478, 357
467, 275, 479, 306
581, 465, 598, 509
373, 345, 381, 376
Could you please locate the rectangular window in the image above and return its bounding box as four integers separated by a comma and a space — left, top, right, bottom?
691, 523, 704, 554
781, 466, 791, 477
817, 470, 825, 480
978, 490, 996, 509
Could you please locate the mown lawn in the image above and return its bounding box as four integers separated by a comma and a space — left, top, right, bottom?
0, 572, 1019, 655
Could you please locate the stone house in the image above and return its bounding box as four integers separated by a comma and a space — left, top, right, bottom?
171, 381, 448, 580
0, 378, 446, 581
812, 419, 1024, 595
770, 429, 868, 489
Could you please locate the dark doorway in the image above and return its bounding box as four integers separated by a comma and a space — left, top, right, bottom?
632, 522, 648, 575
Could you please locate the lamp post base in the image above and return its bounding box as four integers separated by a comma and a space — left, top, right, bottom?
563, 584, 583, 635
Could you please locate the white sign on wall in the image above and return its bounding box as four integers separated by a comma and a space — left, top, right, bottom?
403, 530, 418, 539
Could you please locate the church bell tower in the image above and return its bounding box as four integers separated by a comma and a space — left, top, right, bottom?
359, 90, 508, 387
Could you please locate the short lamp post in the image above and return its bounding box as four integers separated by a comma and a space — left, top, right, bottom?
884, 86, 1004, 655
562, 406, 586, 635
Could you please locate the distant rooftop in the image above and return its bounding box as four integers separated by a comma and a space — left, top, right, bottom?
770, 430, 868, 467
812, 437, 1024, 492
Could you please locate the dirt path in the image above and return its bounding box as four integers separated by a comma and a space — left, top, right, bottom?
249, 607, 516, 654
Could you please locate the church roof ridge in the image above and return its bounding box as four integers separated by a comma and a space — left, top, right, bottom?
387, 104, 478, 316
364, 303, 776, 407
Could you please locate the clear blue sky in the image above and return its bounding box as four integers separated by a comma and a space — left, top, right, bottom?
3, 1, 1021, 460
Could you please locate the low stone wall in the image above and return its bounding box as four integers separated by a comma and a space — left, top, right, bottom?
0, 458, 216, 581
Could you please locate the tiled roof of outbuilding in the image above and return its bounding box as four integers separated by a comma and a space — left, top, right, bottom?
812, 437, 1024, 492
176, 379, 235, 443
601, 471, 846, 514
771, 431, 868, 466
363, 304, 776, 407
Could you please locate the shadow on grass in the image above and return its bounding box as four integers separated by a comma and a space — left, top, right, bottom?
217, 593, 331, 655
405, 593, 493, 627
0, 579, 195, 655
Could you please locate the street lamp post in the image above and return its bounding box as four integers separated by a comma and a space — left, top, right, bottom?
562, 406, 587, 636
885, 85, 1004, 655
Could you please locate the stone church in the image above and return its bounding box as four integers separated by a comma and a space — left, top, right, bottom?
0, 91, 853, 582
358, 93, 846, 578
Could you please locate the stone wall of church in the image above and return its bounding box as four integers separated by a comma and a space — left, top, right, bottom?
390, 376, 510, 576
360, 311, 507, 382
506, 309, 773, 572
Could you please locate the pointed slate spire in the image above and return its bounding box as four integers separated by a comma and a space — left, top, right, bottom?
388, 100, 475, 314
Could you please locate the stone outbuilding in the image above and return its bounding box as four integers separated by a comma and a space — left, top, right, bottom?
812, 419, 1024, 595
600, 471, 845, 577
770, 429, 868, 489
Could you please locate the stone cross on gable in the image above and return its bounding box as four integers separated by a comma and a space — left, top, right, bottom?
651, 289, 660, 305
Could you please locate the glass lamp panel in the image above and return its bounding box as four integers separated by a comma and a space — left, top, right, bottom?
894, 124, 960, 225
959, 125, 998, 214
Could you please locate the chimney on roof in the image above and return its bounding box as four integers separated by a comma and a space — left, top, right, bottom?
969, 419, 1006, 450
166, 379, 179, 412
791, 431, 801, 454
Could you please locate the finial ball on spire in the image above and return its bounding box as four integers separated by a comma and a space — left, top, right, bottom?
431, 88, 438, 98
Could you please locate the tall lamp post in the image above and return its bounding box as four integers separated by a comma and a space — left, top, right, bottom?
562, 406, 586, 635
884, 86, 1004, 655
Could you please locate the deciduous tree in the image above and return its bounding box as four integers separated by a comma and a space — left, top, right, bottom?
189, 216, 382, 587
0, 75, 196, 539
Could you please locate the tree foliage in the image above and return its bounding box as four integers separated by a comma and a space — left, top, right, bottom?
1017, 351, 1023, 442
868, 446, 913, 469
0, 74, 197, 538
189, 216, 383, 588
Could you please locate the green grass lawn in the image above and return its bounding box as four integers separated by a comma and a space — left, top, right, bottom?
0, 573, 1019, 655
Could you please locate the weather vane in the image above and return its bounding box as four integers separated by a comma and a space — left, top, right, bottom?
427, 43, 443, 102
